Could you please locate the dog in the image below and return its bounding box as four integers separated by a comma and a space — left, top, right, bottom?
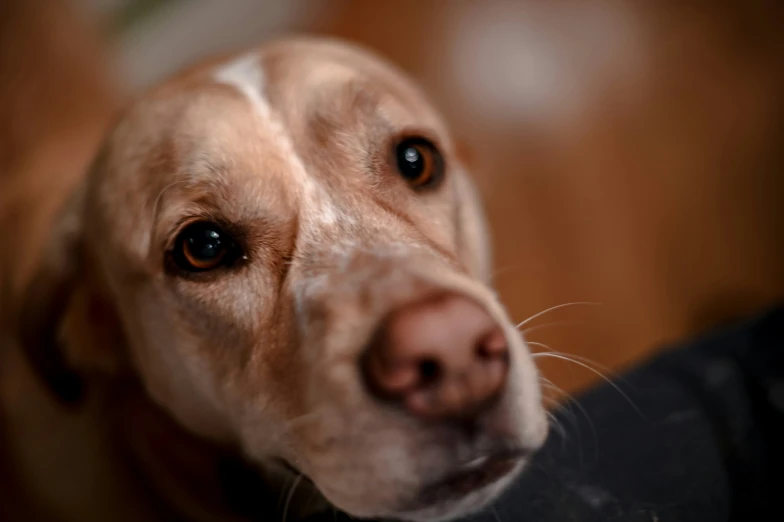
1, 36, 548, 522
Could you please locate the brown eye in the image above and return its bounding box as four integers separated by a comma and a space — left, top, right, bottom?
172, 221, 240, 273
395, 137, 444, 189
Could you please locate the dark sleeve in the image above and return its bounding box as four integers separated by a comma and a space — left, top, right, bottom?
312, 305, 784, 522
462, 304, 784, 522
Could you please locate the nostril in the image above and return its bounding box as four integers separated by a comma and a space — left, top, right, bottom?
475, 328, 509, 360
418, 358, 441, 385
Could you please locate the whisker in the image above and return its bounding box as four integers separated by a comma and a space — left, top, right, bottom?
516, 302, 601, 330
282, 474, 304, 522
528, 341, 618, 376
277, 472, 297, 516
544, 396, 580, 437
488, 264, 523, 283
547, 383, 593, 426
545, 409, 566, 440
532, 352, 644, 418
540, 377, 578, 449
520, 320, 574, 337
539, 376, 597, 453
533, 341, 639, 402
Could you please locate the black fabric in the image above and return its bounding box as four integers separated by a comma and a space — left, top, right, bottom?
310, 304, 784, 522
466, 304, 784, 522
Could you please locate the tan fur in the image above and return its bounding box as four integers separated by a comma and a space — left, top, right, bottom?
3, 36, 546, 521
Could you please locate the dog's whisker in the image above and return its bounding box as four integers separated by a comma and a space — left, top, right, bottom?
277, 471, 298, 514
515, 302, 601, 330
281, 474, 304, 522
543, 396, 579, 432
519, 320, 585, 336
539, 376, 596, 450
540, 377, 576, 443
487, 264, 523, 283
528, 341, 619, 377
533, 342, 625, 389
545, 408, 567, 440
532, 351, 643, 417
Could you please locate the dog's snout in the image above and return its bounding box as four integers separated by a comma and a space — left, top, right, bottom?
362, 293, 509, 420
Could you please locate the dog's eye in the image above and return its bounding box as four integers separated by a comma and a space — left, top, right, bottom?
395, 137, 444, 189
172, 221, 240, 272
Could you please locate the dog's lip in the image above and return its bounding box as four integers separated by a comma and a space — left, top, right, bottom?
418, 448, 528, 501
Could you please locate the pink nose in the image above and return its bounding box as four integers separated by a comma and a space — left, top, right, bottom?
362, 293, 509, 420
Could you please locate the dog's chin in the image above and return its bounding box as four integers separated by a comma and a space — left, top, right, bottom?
370, 453, 525, 522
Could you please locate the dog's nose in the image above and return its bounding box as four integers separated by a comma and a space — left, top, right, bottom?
362, 293, 509, 420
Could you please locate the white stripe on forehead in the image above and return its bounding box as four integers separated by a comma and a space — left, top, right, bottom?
211, 53, 342, 228
213, 53, 271, 119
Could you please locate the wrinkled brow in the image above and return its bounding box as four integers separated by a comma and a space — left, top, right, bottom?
151, 174, 296, 257
293, 80, 444, 180
298, 79, 417, 142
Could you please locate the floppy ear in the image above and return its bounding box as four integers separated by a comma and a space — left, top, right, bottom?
16, 185, 124, 405
453, 139, 493, 283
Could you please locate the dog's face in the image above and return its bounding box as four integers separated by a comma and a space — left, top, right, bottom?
21, 38, 547, 521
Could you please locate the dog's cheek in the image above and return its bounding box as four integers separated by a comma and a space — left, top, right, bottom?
116, 289, 239, 442
453, 169, 493, 283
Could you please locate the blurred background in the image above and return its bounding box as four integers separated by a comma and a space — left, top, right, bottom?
2, 0, 783, 395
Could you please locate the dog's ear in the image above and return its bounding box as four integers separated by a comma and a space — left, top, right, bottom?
17, 184, 124, 405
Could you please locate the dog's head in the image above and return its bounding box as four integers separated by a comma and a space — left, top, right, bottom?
18, 37, 547, 521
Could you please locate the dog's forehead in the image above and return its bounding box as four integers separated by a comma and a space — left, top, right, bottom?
169, 42, 448, 218
91, 40, 453, 264
163, 41, 447, 192
258, 39, 446, 128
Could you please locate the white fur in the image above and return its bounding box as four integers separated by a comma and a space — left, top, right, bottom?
213, 53, 272, 119
213, 53, 343, 229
